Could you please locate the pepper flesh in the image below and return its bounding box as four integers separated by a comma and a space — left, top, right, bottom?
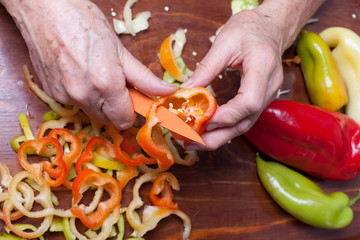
70, 169, 122, 229
244, 100, 360, 181
319, 27, 360, 125
159, 87, 217, 141
296, 29, 348, 111
17, 137, 67, 187
256, 156, 354, 229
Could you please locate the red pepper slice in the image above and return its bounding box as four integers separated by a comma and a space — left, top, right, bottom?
120, 127, 141, 155
137, 113, 174, 170
18, 137, 67, 187
160, 87, 217, 141
47, 128, 82, 173
47, 128, 82, 189
70, 169, 121, 229
149, 173, 178, 210
105, 125, 157, 166
75, 136, 116, 174
116, 165, 138, 189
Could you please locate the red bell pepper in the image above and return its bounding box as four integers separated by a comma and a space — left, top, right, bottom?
18, 137, 67, 187
244, 100, 360, 181
70, 169, 121, 229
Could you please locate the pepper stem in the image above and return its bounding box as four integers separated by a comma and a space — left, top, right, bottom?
349, 190, 360, 206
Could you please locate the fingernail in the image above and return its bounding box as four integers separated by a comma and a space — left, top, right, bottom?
180, 78, 193, 88
206, 123, 217, 131
186, 144, 199, 151
161, 81, 177, 87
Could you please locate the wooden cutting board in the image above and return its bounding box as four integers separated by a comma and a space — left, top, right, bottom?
1, 0, 360, 239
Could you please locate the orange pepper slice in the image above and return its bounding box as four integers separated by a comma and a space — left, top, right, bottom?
159, 35, 187, 82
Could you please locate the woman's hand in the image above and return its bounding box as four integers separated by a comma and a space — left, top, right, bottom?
2, 0, 177, 129
181, 0, 325, 151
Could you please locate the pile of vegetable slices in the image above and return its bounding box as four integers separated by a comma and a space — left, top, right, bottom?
0, 65, 212, 240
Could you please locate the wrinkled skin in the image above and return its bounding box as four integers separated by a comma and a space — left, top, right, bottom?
181, 0, 325, 151
1, 0, 177, 129
1, 0, 325, 150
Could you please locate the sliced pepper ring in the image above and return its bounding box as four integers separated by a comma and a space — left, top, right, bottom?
17, 137, 67, 187
70, 169, 122, 229
0, 164, 33, 221
75, 136, 116, 174
137, 106, 175, 170
105, 124, 157, 166
4, 171, 53, 239
149, 172, 179, 210
126, 172, 191, 239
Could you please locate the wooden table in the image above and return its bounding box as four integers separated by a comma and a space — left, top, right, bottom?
1, 0, 360, 239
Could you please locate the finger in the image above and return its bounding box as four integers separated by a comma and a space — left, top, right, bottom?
206, 60, 268, 131
120, 47, 177, 96
101, 78, 136, 129
187, 114, 258, 151
89, 64, 136, 129
181, 32, 236, 88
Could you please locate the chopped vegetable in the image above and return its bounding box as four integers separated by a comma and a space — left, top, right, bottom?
126, 172, 191, 239
113, 0, 151, 36
231, 0, 259, 14
70, 169, 122, 228
159, 29, 192, 82
23, 65, 79, 117
18, 137, 67, 187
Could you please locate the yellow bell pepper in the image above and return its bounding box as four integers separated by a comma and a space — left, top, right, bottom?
296, 30, 348, 111
320, 27, 360, 124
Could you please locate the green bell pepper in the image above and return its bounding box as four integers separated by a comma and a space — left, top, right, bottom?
256, 155, 360, 229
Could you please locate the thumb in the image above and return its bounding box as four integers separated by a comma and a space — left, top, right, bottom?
121, 48, 177, 96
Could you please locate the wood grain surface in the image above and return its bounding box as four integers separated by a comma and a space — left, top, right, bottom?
1, 0, 360, 239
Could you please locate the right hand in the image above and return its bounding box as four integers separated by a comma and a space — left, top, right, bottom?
9, 0, 177, 129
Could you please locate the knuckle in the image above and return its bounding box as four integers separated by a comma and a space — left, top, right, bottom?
244, 97, 263, 115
